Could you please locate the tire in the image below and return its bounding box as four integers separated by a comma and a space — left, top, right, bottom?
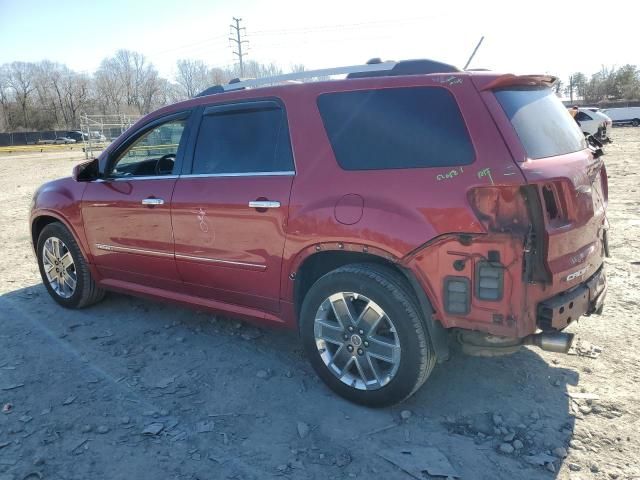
37, 222, 105, 309
300, 263, 436, 407
632, 119, 640, 127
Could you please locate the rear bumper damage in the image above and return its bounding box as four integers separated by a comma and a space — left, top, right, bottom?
537, 265, 607, 331
457, 265, 606, 357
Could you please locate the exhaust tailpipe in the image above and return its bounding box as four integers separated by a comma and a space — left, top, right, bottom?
524, 332, 574, 354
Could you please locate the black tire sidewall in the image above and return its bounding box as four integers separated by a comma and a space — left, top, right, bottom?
37, 223, 87, 309
300, 268, 430, 407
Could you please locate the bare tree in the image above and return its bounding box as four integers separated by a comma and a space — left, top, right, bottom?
176, 59, 210, 98
6, 62, 36, 128
208, 67, 232, 87
0, 65, 16, 131
63, 72, 90, 127
0, 53, 313, 133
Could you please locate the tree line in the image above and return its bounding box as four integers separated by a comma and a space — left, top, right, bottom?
2, 50, 639, 133
0, 50, 295, 132
558, 64, 640, 104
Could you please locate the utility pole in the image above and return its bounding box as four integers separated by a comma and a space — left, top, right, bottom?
229, 17, 248, 77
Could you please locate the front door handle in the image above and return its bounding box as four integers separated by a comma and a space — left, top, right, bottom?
142, 198, 164, 206
248, 200, 280, 209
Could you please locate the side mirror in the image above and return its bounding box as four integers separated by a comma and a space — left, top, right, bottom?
72, 158, 100, 182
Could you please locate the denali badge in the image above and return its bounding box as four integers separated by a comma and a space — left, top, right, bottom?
566, 267, 588, 282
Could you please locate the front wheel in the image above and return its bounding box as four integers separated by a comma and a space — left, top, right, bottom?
632, 119, 640, 127
300, 264, 436, 407
37, 222, 105, 309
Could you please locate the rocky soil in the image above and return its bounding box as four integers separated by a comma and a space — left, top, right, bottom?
0, 129, 638, 479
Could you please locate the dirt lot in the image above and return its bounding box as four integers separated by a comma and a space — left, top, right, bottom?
0, 130, 638, 480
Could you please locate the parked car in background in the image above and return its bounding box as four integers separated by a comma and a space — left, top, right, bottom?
66, 131, 88, 143
601, 107, 640, 127
90, 131, 107, 142
53, 137, 77, 144
573, 108, 612, 142
30, 59, 609, 406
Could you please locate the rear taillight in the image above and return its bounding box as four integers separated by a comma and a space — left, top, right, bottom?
467, 186, 530, 234
444, 277, 471, 314
475, 261, 504, 301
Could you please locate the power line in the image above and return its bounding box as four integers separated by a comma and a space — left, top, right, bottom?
249, 15, 441, 37
229, 17, 249, 77
148, 34, 230, 56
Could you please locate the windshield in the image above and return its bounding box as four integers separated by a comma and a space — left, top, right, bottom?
495, 87, 586, 159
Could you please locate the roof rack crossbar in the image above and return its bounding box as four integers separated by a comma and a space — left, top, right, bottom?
221, 61, 397, 91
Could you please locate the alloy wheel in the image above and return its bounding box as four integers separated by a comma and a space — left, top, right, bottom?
314, 292, 401, 390
42, 237, 77, 299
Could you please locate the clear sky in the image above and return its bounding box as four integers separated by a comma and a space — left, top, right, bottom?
1, 0, 638, 82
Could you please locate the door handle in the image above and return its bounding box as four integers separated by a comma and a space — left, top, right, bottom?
248, 200, 280, 209
142, 198, 164, 206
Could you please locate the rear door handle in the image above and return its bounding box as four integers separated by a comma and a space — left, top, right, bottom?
248, 200, 280, 209
142, 198, 164, 206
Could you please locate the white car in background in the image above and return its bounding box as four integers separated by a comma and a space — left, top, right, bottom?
601, 107, 640, 127
574, 108, 612, 142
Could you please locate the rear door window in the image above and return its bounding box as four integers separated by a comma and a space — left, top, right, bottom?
494, 88, 586, 159
317, 87, 474, 170
192, 101, 294, 175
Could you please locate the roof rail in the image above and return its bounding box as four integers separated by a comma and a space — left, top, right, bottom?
221, 61, 397, 92
195, 58, 459, 97
346, 59, 459, 79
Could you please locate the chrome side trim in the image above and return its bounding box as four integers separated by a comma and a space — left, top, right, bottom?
175, 253, 266, 270
94, 243, 266, 270
95, 243, 174, 258
180, 171, 294, 179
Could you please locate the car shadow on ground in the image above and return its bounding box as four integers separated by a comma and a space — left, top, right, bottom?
0, 284, 577, 479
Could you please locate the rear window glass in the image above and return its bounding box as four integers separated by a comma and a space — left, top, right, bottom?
317, 87, 474, 170
495, 88, 586, 159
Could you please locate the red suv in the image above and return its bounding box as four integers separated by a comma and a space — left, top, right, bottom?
30, 59, 608, 406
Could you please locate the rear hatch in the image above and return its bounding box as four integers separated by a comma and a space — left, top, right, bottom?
474, 75, 608, 290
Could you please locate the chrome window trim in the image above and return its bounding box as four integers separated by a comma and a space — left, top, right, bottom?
180, 171, 295, 179
96, 175, 179, 182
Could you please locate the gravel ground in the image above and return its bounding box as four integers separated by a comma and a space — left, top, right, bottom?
0, 130, 638, 480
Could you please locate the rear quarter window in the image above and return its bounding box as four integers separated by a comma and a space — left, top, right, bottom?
317, 87, 474, 170
494, 88, 587, 159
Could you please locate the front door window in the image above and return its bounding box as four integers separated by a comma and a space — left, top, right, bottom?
110, 120, 186, 178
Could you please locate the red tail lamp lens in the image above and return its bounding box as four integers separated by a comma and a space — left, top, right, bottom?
468, 186, 530, 233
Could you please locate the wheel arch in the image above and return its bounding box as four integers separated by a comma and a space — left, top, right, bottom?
292, 248, 450, 362
31, 212, 94, 267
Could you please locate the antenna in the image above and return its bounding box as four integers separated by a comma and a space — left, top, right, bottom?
463, 36, 485, 70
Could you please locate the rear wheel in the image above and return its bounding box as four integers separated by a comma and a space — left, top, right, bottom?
37, 222, 105, 309
300, 264, 436, 406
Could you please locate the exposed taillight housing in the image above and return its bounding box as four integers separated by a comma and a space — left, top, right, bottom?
467, 186, 530, 234
444, 276, 470, 314
475, 261, 504, 301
